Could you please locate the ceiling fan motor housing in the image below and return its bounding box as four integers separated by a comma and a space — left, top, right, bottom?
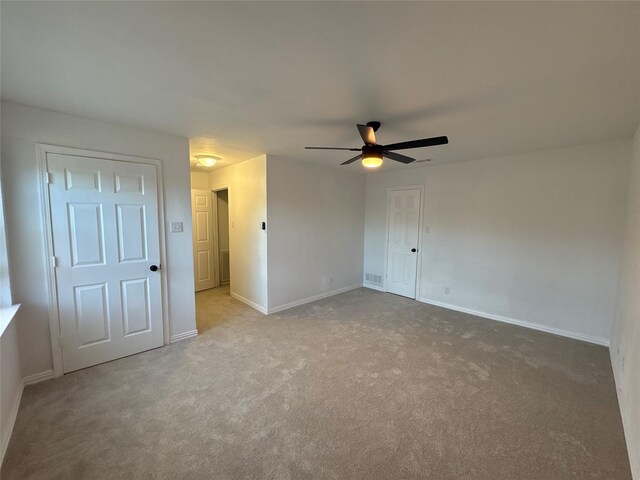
362, 144, 383, 159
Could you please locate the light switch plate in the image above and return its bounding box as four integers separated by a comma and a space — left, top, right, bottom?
170, 221, 183, 233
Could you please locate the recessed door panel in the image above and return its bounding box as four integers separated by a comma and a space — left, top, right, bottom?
68, 203, 105, 267
114, 173, 144, 194
116, 204, 147, 262
121, 278, 151, 336
65, 168, 101, 192
74, 283, 110, 347
196, 211, 209, 242
197, 251, 211, 281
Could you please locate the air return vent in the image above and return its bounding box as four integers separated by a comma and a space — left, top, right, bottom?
365, 273, 383, 286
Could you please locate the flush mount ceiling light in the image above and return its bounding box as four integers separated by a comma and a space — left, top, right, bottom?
195, 155, 219, 167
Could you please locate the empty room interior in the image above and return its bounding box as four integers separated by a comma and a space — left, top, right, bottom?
1, 2, 639, 479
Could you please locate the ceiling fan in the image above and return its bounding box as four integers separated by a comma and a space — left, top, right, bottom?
305, 121, 448, 168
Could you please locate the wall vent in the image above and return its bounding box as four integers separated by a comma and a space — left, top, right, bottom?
365, 273, 383, 286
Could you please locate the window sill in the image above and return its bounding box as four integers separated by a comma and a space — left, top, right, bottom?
0, 304, 21, 337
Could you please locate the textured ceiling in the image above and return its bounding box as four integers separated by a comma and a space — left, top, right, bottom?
2, 2, 639, 172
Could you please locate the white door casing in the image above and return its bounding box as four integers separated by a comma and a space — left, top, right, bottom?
47, 152, 164, 373
386, 187, 422, 298
191, 189, 216, 291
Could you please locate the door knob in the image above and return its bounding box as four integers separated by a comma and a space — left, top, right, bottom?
150, 265, 159, 272
411, 248, 417, 253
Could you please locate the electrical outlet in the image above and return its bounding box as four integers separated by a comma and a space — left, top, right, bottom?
170, 221, 183, 233
444, 287, 450, 295
329, 276, 334, 285
425, 225, 431, 234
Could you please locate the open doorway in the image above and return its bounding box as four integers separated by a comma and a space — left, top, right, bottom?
191, 186, 232, 332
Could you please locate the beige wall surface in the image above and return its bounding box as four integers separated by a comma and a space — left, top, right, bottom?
209, 156, 268, 311
266, 157, 365, 310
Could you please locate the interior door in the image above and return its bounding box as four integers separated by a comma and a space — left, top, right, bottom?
191, 189, 216, 291
47, 153, 164, 373
386, 188, 421, 298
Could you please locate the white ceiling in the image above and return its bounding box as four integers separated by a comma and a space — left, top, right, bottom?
2, 2, 639, 172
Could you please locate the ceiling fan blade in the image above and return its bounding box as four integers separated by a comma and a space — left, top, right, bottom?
383, 151, 415, 164
341, 154, 362, 165
383, 136, 449, 151
357, 124, 377, 145
305, 146, 361, 151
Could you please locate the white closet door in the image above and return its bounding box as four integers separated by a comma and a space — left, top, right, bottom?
386, 188, 421, 298
191, 189, 216, 291
47, 153, 163, 373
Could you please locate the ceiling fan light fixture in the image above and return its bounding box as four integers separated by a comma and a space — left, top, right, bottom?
362, 151, 383, 168
195, 155, 219, 167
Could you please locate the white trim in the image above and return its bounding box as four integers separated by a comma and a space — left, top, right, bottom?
384, 185, 425, 299
210, 190, 221, 288
210, 184, 229, 291
3, 369, 55, 463
169, 330, 198, 343
0, 382, 23, 465
230, 292, 268, 314
267, 284, 362, 314
23, 370, 55, 386
419, 297, 609, 346
363, 283, 385, 292
36, 144, 170, 377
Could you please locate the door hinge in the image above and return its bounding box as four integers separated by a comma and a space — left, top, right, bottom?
46, 172, 53, 184
58, 335, 63, 348
52, 256, 58, 268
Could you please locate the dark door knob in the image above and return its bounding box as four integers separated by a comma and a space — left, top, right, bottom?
150, 265, 159, 272
411, 248, 417, 253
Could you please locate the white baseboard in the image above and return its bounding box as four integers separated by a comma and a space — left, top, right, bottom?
22, 369, 55, 386
418, 297, 609, 347
3, 368, 54, 464
230, 292, 268, 314
1, 382, 23, 465
362, 282, 385, 292
268, 283, 362, 314
170, 329, 198, 343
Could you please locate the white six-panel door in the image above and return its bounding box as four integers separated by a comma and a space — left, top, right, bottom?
47, 153, 164, 373
386, 188, 422, 298
191, 189, 216, 291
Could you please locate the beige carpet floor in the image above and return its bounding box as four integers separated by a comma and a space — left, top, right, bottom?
1, 287, 631, 479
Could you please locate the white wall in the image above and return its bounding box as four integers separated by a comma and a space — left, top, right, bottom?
364, 140, 630, 344
208, 156, 268, 311
1, 102, 196, 377
190, 171, 209, 190
611, 125, 640, 479
1, 308, 22, 464
266, 157, 365, 311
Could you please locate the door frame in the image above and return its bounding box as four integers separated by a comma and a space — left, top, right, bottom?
384, 185, 425, 299
36, 144, 169, 378
210, 183, 230, 289
210, 190, 220, 288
